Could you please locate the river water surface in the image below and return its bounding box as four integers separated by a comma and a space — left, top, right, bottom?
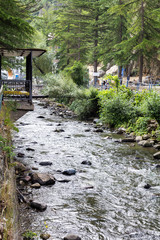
13, 101, 160, 240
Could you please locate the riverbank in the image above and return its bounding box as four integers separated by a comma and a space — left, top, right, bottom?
0, 104, 19, 240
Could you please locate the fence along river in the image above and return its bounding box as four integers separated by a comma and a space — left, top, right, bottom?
13, 101, 160, 240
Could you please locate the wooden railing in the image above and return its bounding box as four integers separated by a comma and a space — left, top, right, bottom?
0, 79, 32, 102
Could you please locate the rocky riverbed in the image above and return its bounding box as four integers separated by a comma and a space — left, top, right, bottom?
13, 100, 160, 240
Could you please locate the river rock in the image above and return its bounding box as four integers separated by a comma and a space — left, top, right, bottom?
17, 152, 25, 158
54, 128, 65, 132
156, 164, 160, 168
26, 147, 35, 151
144, 184, 151, 189
135, 136, 143, 142
40, 233, 51, 240
138, 140, 154, 147
32, 167, 39, 170
121, 138, 135, 143
39, 162, 52, 166
22, 175, 31, 183
62, 169, 76, 176
81, 160, 92, 166
142, 134, 151, 140
93, 128, 104, 133
31, 183, 41, 189
64, 234, 81, 240
85, 129, 91, 132
31, 173, 56, 185
15, 162, 27, 172
37, 116, 45, 119
29, 201, 47, 211
153, 152, 160, 159
153, 144, 160, 150
116, 127, 126, 134
93, 118, 100, 124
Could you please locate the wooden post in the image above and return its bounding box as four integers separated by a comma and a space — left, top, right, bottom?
0, 55, 1, 79
0, 55, 1, 77
26, 52, 32, 103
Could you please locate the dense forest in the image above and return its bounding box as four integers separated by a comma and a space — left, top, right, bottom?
0, 0, 160, 82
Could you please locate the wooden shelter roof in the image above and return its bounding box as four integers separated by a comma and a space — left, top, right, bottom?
0, 48, 46, 58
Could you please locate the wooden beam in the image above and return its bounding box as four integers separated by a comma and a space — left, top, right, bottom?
0, 55, 1, 80
26, 51, 32, 103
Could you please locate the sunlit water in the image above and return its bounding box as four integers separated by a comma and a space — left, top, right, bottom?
13, 101, 160, 240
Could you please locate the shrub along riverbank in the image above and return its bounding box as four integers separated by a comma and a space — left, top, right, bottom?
44, 72, 160, 140
0, 102, 19, 240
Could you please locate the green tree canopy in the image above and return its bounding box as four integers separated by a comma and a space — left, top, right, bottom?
0, 0, 41, 49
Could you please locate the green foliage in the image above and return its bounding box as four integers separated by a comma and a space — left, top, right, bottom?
98, 95, 135, 127
145, 93, 160, 123
65, 61, 89, 87
131, 117, 151, 135
22, 230, 37, 240
70, 87, 99, 120
43, 72, 78, 104
0, 0, 41, 48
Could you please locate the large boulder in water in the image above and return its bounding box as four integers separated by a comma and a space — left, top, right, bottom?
31, 173, 56, 185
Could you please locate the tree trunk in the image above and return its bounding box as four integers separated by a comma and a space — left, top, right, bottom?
67, 24, 70, 66
118, 0, 123, 83
94, 9, 99, 86
139, 54, 143, 83
139, 0, 144, 83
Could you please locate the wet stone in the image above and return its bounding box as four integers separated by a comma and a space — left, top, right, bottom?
84, 129, 91, 132
138, 140, 154, 147
64, 234, 81, 240
144, 184, 151, 189
116, 127, 126, 134
31, 173, 56, 185
62, 169, 76, 176
29, 201, 47, 211
39, 162, 52, 166
15, 162, 27, 172
40, 233, 51, 240
54, 128, 65, 132
122, 138, 135, 143
153, 152, 160, 159
32, 167, 38, 170
93, 128, 104, 133
26, 147, 35, 151
153, 144, 160, 150
31, 183, 41, 189
81, 160, 92, 166
37, 116, 45, 119
136, 136, 143, 142
17, 152, 25, 158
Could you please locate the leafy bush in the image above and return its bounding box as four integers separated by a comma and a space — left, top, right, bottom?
145, 93, 160, 123
70, 87, 99, 119
43, 72, 78, 104
132, 117, 152, 135
99, 95, 136, 127
65, 61, 89, 87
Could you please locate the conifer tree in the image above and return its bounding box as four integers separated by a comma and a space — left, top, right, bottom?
117, 0, 160, 82
0, 0, 41, 49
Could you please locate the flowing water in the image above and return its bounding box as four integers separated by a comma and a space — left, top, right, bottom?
13, 101, 160, 240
